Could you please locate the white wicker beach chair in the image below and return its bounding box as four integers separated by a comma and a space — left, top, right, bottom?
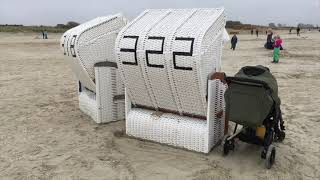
60, 14, 127, 123
115, 8, 229, 153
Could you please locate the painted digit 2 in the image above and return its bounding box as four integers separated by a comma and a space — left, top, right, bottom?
120, 36, 194, 70
61, 35, 77, 57
146, 36, 165, 68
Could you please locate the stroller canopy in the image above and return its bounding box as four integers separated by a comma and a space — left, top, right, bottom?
225, 65, 280, 127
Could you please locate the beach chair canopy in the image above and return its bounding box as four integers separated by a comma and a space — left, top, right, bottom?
115, 8, 227, 117
61, 14, 127, 92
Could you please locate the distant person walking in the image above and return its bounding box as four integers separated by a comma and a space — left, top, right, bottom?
297, 26, 301, 36
289, 28, 292, 34
230, 33, 238, 51
272, 35, 283, 63
41, 31, 44, 39
256, 29, 259, 37
251, 29, 254, 35
44, 30, 48, 39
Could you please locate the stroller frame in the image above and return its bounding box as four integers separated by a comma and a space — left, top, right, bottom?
220, 75, 285, 169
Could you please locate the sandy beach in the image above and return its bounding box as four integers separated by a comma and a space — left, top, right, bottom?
0, 30, 319, 180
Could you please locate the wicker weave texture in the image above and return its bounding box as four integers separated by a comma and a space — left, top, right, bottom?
95, 66, 125, 123
116, 9, 226, 117
77, 65, 125, 123
207, 80, 227, 149
126, 79, 226, 153
61, 15, 127, 123
60, 14, 127, 92
79, 87, 98, 122
126, 108, 208, 152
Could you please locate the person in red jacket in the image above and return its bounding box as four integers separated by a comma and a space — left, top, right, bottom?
272, 35, 283, 63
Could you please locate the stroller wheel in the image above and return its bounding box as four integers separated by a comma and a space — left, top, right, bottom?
276, 131, 285, 142
265, 145, 276, 169
223, 136, 235, 156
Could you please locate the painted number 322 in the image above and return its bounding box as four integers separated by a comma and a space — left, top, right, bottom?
120, 36, 194, 71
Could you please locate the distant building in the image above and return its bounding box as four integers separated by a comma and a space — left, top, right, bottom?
56, 24, 66, 28
226, 21, 242, 28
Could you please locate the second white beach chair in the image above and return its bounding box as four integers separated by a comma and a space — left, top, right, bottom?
60, 14, 127, 123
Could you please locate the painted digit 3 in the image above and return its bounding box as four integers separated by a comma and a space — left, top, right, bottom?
120, 36, 139, 65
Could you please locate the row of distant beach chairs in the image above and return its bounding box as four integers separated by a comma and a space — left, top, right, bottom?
61, 9, 229, 153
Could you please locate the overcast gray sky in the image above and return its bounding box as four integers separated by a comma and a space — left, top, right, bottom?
1, 0, 319, 26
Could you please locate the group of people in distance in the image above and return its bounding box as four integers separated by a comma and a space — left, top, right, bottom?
230, 28, 283, 64
251, 29, 260, 37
